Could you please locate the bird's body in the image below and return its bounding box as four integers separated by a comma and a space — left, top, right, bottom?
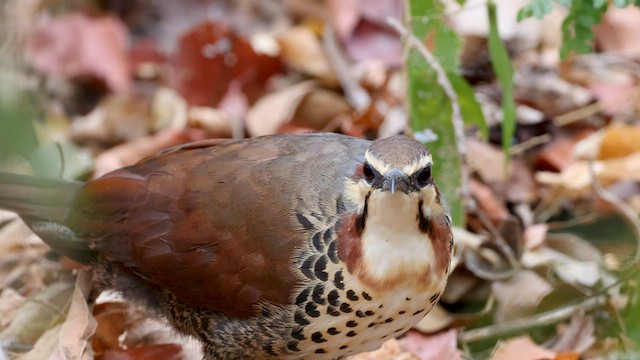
0, 133, 453, 359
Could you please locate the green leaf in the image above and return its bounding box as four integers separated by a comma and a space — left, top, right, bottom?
560, 0, 605, 59
407, 0, 465, 227
517, 0, 554, 21
449, 74, 487, 139
487, 1, 516, 159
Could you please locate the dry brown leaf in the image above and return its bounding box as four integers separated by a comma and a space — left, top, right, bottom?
594, 6, 640, 57
171, 21, 283, 106
278, 26, 336, 82
71, 94, 151, 144
470, 178, 510, 222
26, 12, 131, 92
492, 270, 553, 323
401, 330, 462, 360
0, 288, 26, 328
291, 89, 352, 130
598, 123, 640, 160
245, 80, 316, 136
16, 324, 63, 360
490, 336, 556, 360
52, 271, 96, 360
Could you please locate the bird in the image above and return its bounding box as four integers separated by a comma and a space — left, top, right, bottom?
0, 132, 453, 359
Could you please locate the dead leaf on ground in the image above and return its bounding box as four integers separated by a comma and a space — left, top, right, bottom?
278, 26, 336, 82
0, 288, 26, 328
492, 270, 553, 323
26, 12, 131, 92
52, 271, 96, 360
348, 338, 417, 360
594, 6, 640, 57
552, 312, 595, 354
400, 330, 462, 360
598, 123, 640, 160
171, 21, 283, 107
245, 80, 316, 136
413, 305, 453, 334
490, 336, 556, 360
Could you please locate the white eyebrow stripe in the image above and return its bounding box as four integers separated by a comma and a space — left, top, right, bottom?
365, 151, 432, 176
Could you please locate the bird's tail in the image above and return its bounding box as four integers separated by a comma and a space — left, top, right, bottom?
0, 172, 94, 262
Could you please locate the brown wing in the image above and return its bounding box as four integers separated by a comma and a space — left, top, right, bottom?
67, 133, 369, 317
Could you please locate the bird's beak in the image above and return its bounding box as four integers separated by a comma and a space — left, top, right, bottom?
381, 169, 411, 194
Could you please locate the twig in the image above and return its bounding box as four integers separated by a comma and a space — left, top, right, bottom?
588, 159, 640, 262
458, 294, 607, 343
508, 134, 552, 156
386, 17, 471, 211
554, 87, 640, 127
322, 24, 371, 112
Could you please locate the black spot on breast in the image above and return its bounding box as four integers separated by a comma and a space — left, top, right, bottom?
346, 331, 357, 337
405, 297, 411, 301
365, 310, 375, 316
340, 303, 353, 313
346, 320, 358, 328
327, 241, 340, 264
430, 292, 441, 303
301, 256, 317, 279
339, 345, 348, 350
328, 289, 340, 306
362, 292, 372, 301
399, 310, 406, 315
291, 327, 306, 340
334, 270, 345, 290
356, 310, 366, 318
312, 232, 324, 252
311, 332, 327, 343
294, 311, 309, 326
305, 302, 320, 318
368, 322, 377, 327
287, 340, 300, 352
394, 328, 404, 333
312, 284, 325, 305
413, 309, 425, 316
295, 287, 311, 305
323, 228, 333, 244
314, 256, 329, 281
327, 306, 340, 316
297, 213, 315, 231
346, 290, 359, 301
384, 317, 393, 323
328, 327, 341, 335
378, 304, 384, 309
315, 348, 327, 354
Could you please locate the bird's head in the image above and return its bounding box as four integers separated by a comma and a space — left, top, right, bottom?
340, 135, 452, 291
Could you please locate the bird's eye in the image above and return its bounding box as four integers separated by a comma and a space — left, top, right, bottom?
363, 163, 375, 183
417, 165, 432, 186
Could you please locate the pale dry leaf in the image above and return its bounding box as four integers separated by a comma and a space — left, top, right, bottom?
546, 234, 602, 262
188, 107, 233, 138
15, 324, 62, 360
26, 12, 131, 92
490, 336, 556, 360
52, 271, 96, 360
524, 223, 549, 250
0, 288, 26, 328
278, 26, 336, 81
552, 312, 596, 354
151, 88, 188, 132
598, 123, 640, 160
348, 338, 416, 360
245, 81, 316, 136
492, 270, 553, 323
327, 0, 362, 40
401, 330, 462, 360
0, 282, 73, 346
594, 6, 640, 57
554, 261, 601, 288
412, 305, 453, 334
